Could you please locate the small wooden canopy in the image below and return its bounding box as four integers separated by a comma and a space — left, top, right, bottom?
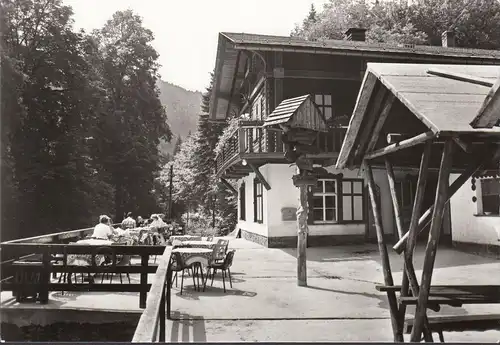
337, 63, 500, 171
263, 94, 328, 132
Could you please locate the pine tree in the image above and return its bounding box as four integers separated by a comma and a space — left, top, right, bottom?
173, 136, 183, 155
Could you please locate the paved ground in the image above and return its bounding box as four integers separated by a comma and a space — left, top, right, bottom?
2, 237, 500, 342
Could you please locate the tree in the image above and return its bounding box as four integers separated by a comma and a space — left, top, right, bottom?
91, 10, 172, 218
292, 0, 500, 48
173, 136, 183, 155
2, 0, 115, 237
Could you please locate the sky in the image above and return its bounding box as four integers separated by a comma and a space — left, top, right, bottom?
63, 0, 329, 92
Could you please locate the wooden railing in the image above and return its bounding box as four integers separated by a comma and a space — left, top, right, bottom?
0, 226, 165, 309
2, 224, 121, 244
215, 125, 348, 174
132, 247, 173, 342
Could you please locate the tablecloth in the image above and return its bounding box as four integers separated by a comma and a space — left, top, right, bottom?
178, 240, 216, 250
171, 248, 213, 266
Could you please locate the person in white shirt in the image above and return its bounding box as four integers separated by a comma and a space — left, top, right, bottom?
92, 215, 115, 240
121, 212, 137, 229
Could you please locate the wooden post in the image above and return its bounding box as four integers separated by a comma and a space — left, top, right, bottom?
410, 140, 454, 342
293, 170, 316, 287
388, 143, 434, 342
297, 183, 308, 287
166, 255, 172, 320
140, 254, 148, 308
365, 162, 403, 342
168, 165, 173, 220
159, 283, 166, 341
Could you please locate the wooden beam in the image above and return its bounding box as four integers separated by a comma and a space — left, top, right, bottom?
401, 141, 434, 342
470, 76, 500, 128
248, 163, 271, 190
393, 146, 500, 254
365, 161, 403, 342
385, 157, 413, 340
426, 68, 494, 88
386, 133, 411, 145
336, 72, 378, 169
410, 140, 454, 342
365, 132, 436, 161
354, 85, 387, 158
365, 94, 395, 153
453, 136, 473, 154
219, 178, 238, 196
282, 69, 361, 81
226, 50, 242, 119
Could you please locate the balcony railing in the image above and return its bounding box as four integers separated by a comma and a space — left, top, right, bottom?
215, 124, 348, 175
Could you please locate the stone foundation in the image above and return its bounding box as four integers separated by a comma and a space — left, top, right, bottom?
240, 229, 366, 248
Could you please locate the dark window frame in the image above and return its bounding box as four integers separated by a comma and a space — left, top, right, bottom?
314, 94, 333, 121
309, 176, 365, 225
254, 178, 264, 223
476, 177, 500, 216
240, 182, 246, 221
341, 179, 365, 223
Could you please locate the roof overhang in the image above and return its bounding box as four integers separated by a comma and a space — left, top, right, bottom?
336, 63, 500, 171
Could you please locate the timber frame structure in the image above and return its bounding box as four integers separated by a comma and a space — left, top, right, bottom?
337, 63, 500, 342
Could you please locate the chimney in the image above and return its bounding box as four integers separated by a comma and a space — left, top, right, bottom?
441, 30, 455, 47
344, 28, 367, 42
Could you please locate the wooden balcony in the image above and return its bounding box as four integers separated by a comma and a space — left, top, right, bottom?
215, 123, 347, 179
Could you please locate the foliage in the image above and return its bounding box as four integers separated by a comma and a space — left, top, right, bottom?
1, 0, 170, 239
158, 71, 237, 235
292, 0, 500, 48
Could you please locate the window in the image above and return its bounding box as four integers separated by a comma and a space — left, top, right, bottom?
396, 180, 415, 209
310, 177, 365, 224
314, 94, 333, 120
240, 183, 246, 221
254, 179, 264, 223
342, 180, 364, 222
477, 178, 500, 216
312, 179, 338, 223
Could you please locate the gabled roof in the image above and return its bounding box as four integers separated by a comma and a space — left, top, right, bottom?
222, 32, 500, 60
336, 63, 500, 169
263, 94, 328, 132
209, 32, 500, 121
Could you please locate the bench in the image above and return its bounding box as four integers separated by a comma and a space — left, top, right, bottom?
404, 314, 500, 342
376, 284, 500, 307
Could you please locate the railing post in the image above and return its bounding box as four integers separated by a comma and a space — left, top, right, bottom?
159, 283, 166, 341
140, 254, 148, 308
40, 251, 50, 304
238, 127, 245, 153
166, 256, 172, 320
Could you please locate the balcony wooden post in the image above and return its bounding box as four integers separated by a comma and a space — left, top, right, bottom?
239, 127, 245, 153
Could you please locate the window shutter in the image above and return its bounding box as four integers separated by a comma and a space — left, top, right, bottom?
307, 186, 314, 225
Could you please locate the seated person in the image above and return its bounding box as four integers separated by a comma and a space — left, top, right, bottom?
121, 212, 137, 229
91, 215, 116, 240
149, 214, 167, 230
137, 216, 145, 227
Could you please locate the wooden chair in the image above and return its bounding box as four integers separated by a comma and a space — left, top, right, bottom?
204, 250, 235, 293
